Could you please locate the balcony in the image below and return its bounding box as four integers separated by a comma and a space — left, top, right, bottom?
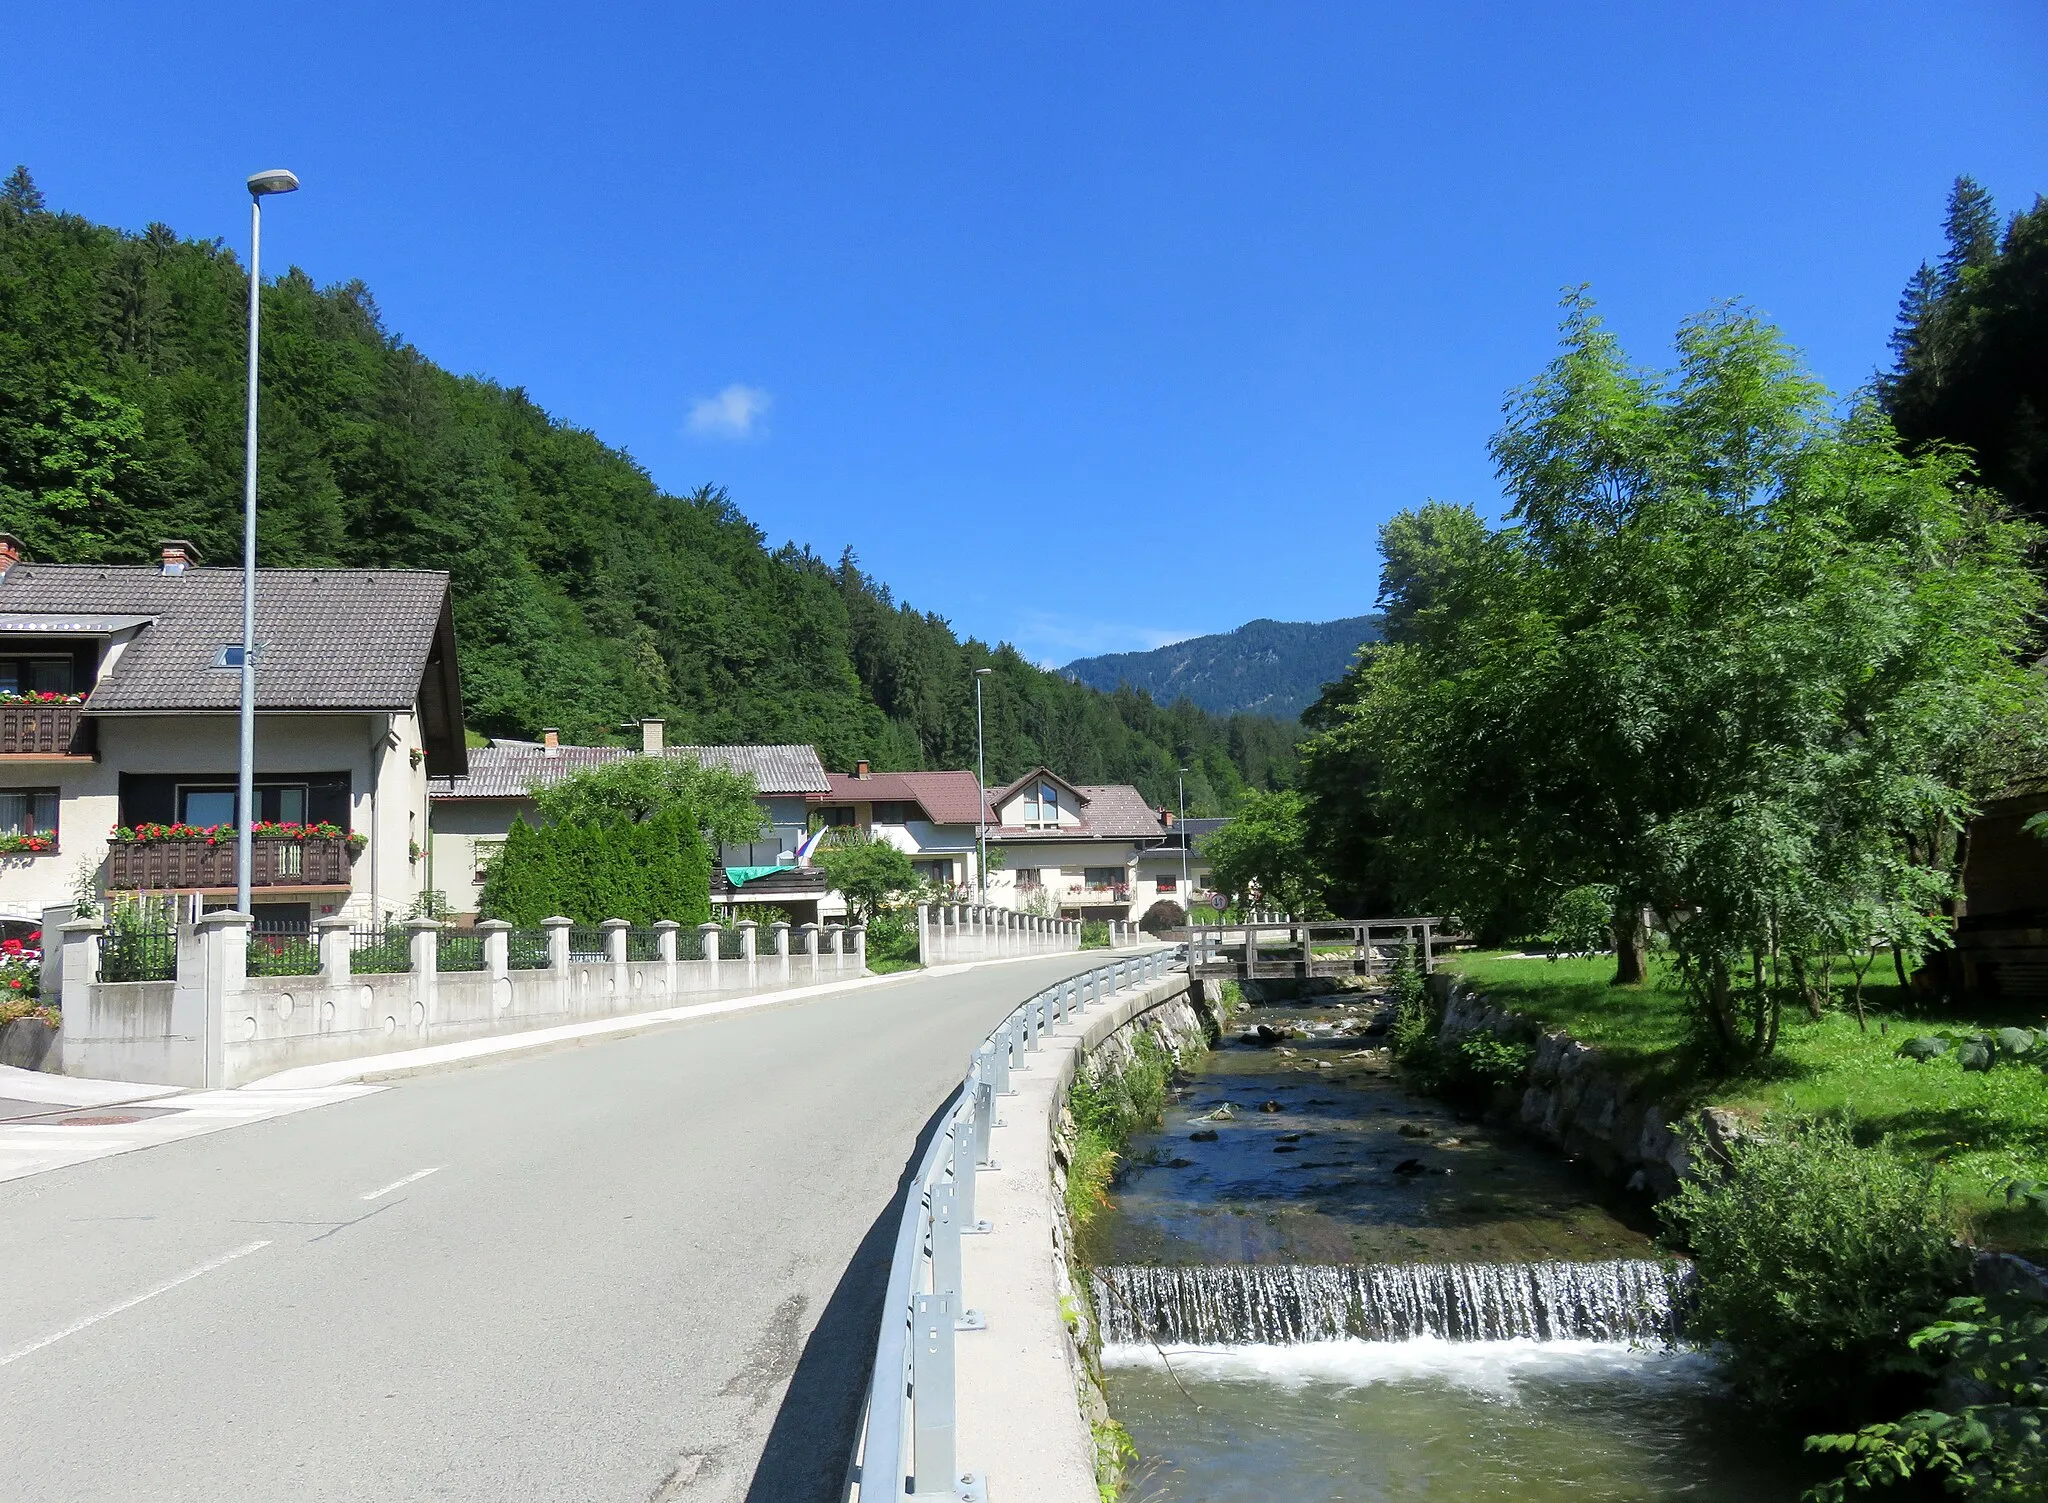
710, 866, 829, 900
105, 836, 357, 893
0, 701, 87, 757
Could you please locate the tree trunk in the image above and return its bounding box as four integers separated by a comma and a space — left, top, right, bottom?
1610, 897, 1647, 986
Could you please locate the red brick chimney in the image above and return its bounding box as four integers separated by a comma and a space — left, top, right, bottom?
0, 535, 24, 574
854, 759, 871, 779
158, 539, 200, 574
542, 728, 560, 758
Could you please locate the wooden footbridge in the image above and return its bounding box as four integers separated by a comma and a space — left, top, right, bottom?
1186, 918, 1442, 983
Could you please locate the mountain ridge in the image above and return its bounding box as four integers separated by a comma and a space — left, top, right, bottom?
1063, 615, 1383, 721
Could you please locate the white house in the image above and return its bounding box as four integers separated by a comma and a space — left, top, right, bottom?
978, 767, 1170, 921
0, 537, 463, 932
429, 725, 841, 924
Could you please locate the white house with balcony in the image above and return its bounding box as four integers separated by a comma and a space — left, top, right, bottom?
0, 536, 462, 934
979, 767, 1169, 921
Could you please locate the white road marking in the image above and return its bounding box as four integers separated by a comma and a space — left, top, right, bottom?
361, 1166, 442, 1201
0, 1239, 273, 1368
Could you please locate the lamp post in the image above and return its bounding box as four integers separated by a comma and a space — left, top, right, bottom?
1178, 766, 1190, 900
974, 668, 992, 901
238, 168, 299, 917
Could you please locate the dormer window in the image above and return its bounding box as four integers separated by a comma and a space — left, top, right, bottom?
1024, 781, 1060, 828
0, 657, 73, 696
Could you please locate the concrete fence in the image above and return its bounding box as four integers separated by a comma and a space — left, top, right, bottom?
53, 912, 867, 1090
914, 904, 1096, 964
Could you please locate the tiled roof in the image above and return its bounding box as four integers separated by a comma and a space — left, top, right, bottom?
989, 783, 1166, 841
0, 564, 451, 712
431, 742, 830, 799
812, 770, 986, 825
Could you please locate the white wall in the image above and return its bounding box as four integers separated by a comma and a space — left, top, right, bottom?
0, 711, 426, 924
985, 840, 1142, 917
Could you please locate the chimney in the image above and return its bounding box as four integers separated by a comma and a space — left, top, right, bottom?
0, 534, 23, 575
854, 759, 871, 780
1162, 809, 1176, 829
641, 718, 665, 755
158, 539, 200, 575
542, 728, 560, 758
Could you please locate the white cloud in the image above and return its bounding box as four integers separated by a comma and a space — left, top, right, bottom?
686, 384, 773, 440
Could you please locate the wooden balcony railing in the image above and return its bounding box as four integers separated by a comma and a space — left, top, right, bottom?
104, 836, 357, 892
0, 702, 86, 756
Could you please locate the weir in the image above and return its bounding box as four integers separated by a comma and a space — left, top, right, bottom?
1094, 1257, 1688, 1346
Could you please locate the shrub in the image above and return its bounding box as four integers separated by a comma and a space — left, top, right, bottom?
865, 909, 919, 970
1805, 1296, 2048, 1499
1547, 883, 1617, 959
1067, 1032, 1173, 1226
480, 810, 711, 926
1079, 919, 1110, 949
1455, 1032, 1533, 1089
1139, 899, 1185, 934
1659, 1114, 1970, 1421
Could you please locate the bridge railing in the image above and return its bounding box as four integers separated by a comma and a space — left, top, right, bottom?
1185, 916, 1442, 980
850, 946, 1182, 1502
915, 903, 1084, 963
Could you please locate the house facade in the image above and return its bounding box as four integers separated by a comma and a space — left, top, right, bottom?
0, 538, 463, 931
979, 768, 1168, 921
807, 762, 984, 893
428, 724, 840, 923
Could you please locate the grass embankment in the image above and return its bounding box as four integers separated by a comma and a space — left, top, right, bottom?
1446, 951, 2048, 1251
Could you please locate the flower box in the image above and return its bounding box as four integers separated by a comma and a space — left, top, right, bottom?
105, 833, 362, 891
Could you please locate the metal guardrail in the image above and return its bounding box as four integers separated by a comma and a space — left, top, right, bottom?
850, 947, 1181, 1502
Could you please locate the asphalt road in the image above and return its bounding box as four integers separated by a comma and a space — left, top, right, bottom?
0, 953, 1110, 1503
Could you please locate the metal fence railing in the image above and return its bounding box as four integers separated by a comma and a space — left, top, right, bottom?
99, 924, 177, 982
248, 923, 319, 977
438, 932, 486, 972
719, 927, 747, 960
626, 928, 661, 963
507, 928, 551, 970
849, 946, 1180, 1501
675, 925, 706, 962
350, 924, 412, 975
567, 926, 606, 962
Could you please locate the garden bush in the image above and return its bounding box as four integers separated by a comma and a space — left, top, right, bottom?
1660, 1114, 1971, 1422
1139, 899, 1185, 934
1079, 919, 1110, 949
480, 809, 710, 927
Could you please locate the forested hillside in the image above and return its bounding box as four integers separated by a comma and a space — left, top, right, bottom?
0, 168, 1293, 811
1063, 614, 1382, 719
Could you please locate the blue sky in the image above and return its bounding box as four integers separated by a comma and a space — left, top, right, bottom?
5, 2, 2044, 664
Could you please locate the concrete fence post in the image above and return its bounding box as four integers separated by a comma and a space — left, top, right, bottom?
653, 919, 679, 963
195, 910, 250, 1089
405, 918, 441, 1034
543, 916, 572, 973
476, 918, 510, 979
315, 914, 353, 985
738, 919, 758, 983
916, 904, 930, 964
699, 921, 723, 990
771, 921, 791, 984
850, 923, 867, 972
826, 924, 843, 973
799, 922, 820, 982
601, 917, 629, 965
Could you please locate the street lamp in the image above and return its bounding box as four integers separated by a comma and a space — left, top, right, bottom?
237, 168, 299, 917
974, 668, 992, 901
1177, 766, 1190, 900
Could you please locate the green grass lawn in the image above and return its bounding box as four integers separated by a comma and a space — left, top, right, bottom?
1444, 950, 2048, 1252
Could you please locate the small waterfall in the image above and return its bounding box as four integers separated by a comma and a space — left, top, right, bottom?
1094, 1260, 1688, 1345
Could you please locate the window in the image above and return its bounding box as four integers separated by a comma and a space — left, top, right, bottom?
818, 806, 858, 827
177, 783, 309, 826
871, 801, 914, 825
473, 837, 504, 886
914, 859, 955, 884
1016, 869, 1041, 891
1085, 867, 1122, 889
1022, 781, 1060, 827
1157, 874, 1178, 893
207, 644, 265, 670
0, 658, 74, 695
0, 789, 58, 842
